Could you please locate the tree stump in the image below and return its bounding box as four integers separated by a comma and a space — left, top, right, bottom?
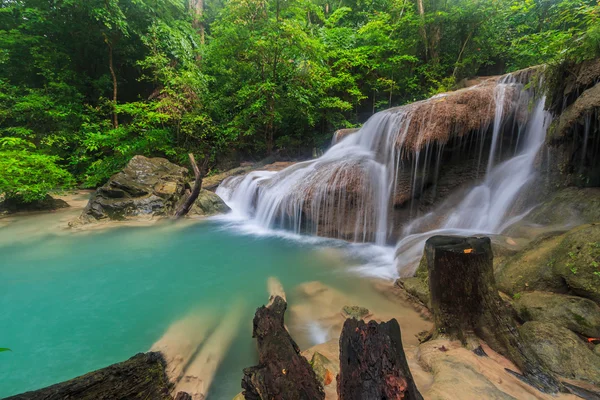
241, 296, 325, 400
425, 235, 561, 393
337, 319, 423, 400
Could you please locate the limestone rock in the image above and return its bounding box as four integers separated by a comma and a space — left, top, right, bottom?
519, 321, 600, 385
515, 291, 600, 337
76, 155, 229, 223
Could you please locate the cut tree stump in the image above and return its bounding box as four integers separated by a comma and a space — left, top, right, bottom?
424, 235, 561, 393
337, 319, 423, 400
241, 296, 325, 400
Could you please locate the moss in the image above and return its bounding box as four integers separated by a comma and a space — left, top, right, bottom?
341, 305, 370, 320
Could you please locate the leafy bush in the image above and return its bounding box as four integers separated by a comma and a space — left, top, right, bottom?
0, 138, 73, 202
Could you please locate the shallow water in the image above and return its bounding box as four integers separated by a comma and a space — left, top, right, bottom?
0, 210, 421, 398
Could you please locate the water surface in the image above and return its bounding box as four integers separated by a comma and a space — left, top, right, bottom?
0, 210, 409, 398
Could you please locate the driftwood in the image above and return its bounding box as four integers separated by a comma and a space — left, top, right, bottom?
242, 296, 325, 400
337, 319, 423, 400
6, 352, 173, 400
174, 153, 206, 218
424, 235, 561, 393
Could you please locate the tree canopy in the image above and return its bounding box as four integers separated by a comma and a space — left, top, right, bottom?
0, 0, 598, 201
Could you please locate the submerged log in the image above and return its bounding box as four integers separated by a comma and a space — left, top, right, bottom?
337, 319, 423, 400
424, 235, 561, 393
174, 153, 206, 218
242, 296, 325, 400
6, 352, 174, 400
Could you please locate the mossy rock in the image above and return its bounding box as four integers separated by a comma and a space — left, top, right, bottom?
524, 187, 600, 226
341, 305, 371, 320
515, 291, 600, 337
0, 194, 69, 215
309, 352, 337, 386
232, 393, 245, 400
519, 321, 600, 385
494, 233, 567, 296
189, 189, 231, 216
397, 277, 430, 307
595, 345, 600, 356
549, 224, 600, 303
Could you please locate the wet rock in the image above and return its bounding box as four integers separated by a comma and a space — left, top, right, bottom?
0, 194, 69, 215
523, 187, 600, 227
189, 189, 230, 217
515, 291, 600, 337
5, 352, 172, 400
595, 345, 600, 356
550, 82, 600, 140
519, 321, 600, 385
76, 155, 229, 223
340, 305, 371, 320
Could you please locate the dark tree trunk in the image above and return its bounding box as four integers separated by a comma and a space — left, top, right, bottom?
242, 296, 325, 400
337, 319, 423, 400
174, 153, 205, 218
425, 235, 561, 394
6, 353, 173, 400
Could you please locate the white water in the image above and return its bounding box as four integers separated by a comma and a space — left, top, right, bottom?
217, 76, 551, 278
395, 96, 551, 276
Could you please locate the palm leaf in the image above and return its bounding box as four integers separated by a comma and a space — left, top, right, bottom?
0, 348, 11, 352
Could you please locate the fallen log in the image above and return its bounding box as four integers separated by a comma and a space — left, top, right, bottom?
242, 296, 325, 400
174, 153, 207, 218
337, 319, 423, 400
424, 235, 561, 393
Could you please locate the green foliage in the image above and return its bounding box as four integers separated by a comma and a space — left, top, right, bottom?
0, 348, 10, 353
0, 0, 597, 194
0, 138, 73, 202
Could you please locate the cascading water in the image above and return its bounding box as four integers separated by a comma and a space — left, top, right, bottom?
395, 95, 551, 276
217, 73, 551, 278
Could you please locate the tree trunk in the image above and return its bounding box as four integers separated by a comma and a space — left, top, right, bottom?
5, 353, 173, 400
338, 319, 423, 400
174, 153, 205, 218
425, 235, 561, 394
416, 0, 428, 60
106, 37, 119, 129
242, 296, 325, 400
191, 0, 205, 45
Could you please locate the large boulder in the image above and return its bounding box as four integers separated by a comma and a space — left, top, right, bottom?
514, 291, 600, 337
76, 156, 229, 223
519, 321, 600, 385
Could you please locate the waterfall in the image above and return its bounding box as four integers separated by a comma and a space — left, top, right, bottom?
217, 74, 551, 277
395, 96, 551, 276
